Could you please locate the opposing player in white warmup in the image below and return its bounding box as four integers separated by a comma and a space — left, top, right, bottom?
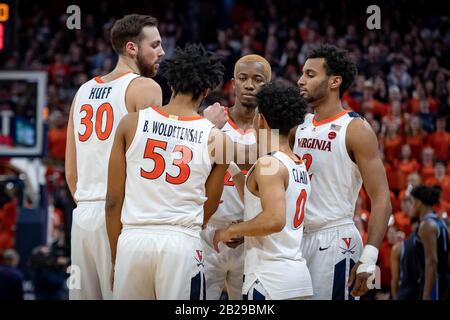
105, 44, 233, 299
214, 82, 313, 300
65, 14, 164, 300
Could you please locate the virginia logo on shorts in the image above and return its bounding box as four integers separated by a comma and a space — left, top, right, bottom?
339, 237, 356, 255
194, 249, 204, 267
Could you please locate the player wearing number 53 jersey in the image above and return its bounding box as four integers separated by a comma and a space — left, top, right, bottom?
214, 83, 313, 300
65, 15, 164, 300
106, 44, 232, 300
291, 45, 391, 299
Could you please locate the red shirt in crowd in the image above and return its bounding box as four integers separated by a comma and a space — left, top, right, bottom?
420, 164, 435, 183
48, 127, 67, 161
397, 159, 420, 190
427, 131, 450, 161
393, 211, 412, 237
384, 135, 403, 164
405, 133, 424, 160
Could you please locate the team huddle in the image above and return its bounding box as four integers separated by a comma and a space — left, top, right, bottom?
65, 14, 394, 300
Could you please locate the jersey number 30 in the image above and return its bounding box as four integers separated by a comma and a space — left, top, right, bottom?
140, 138, 193, 185
78, 103, 114, 141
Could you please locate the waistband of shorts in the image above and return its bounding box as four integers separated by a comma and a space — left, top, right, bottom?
76, 200, 105, 208
304, 217, 355, 233
122, 224, 200, 238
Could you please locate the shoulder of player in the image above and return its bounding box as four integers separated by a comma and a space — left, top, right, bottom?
419, 219, 438, 236
254, 155, 288, 180
346, 117, 378, 149
128, 77, 161, 92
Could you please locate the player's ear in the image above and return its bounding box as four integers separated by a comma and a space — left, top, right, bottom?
203, 89, 210, 99
330, 75, 342, 90
231, 78, 235, 90
125, 41, 138, 58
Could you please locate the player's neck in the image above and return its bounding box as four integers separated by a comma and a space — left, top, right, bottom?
278, 139, 296, 159
229, 102, 256, 130
312, 95, 345, 122
101, 57, 140, 81
164, 94, 201, 117
262, 130, 291, 155
418, 207, 433, 219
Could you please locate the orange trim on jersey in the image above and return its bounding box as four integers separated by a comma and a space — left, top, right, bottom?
292, 153, 304, 165
94, 76, 105, 84
151, 106, 203, 121
312, 110, 349, 126
93, 72, 132, 84
225, 108, 255, 135
278, 151, 304, 165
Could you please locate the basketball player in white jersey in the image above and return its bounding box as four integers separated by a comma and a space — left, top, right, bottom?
291, 44, 391, 299
65, 14, 165, 300
214, 82, 313, 300
105, 44, 233, 300
200, 54, 272, 300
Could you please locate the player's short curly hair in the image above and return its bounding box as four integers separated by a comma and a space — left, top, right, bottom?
256, 82, 307, 135
410, 185, 442, 206
159, 43, 224, 101
307, 44, 357, 97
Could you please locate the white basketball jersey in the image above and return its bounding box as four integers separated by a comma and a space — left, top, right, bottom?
121, 107, 215, 236
293, 111, 363, 228
208, 108, 256, 227
243, 151, 312, 299
73, 72, 140, 202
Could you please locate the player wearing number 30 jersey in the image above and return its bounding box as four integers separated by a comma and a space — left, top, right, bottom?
106, 44, 231, 300
214, 82, 313, 300
65, 15, 164, 300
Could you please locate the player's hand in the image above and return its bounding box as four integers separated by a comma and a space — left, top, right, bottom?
213, 228, 233, 253
110, 264, 115, 291
203, 102, 227, 129
348, 261, 371, 297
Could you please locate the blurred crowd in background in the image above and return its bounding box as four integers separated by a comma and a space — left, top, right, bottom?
0, 0, 449, 299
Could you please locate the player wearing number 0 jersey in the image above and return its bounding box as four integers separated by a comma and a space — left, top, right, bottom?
200, 55, 272, 300
106, 44, 231, 300
291, 45, 391, 299
65, 15, 164, 300
214, 82, 313, 300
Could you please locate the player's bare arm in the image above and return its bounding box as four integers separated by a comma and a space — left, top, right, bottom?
390, 241, 401, 300
203, 128, 232, 225
126, 77, 163, 112
228, 162, 245, 202
418, 220, 438, 300
346, 118, 392, 296
65, 98, 77, 201
288, 125, 299, 150
213, 156, 288, 252
105, 112, 138, 289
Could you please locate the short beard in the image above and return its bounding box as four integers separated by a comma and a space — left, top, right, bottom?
305, 78, 329, 104
136, 52, 156, 78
